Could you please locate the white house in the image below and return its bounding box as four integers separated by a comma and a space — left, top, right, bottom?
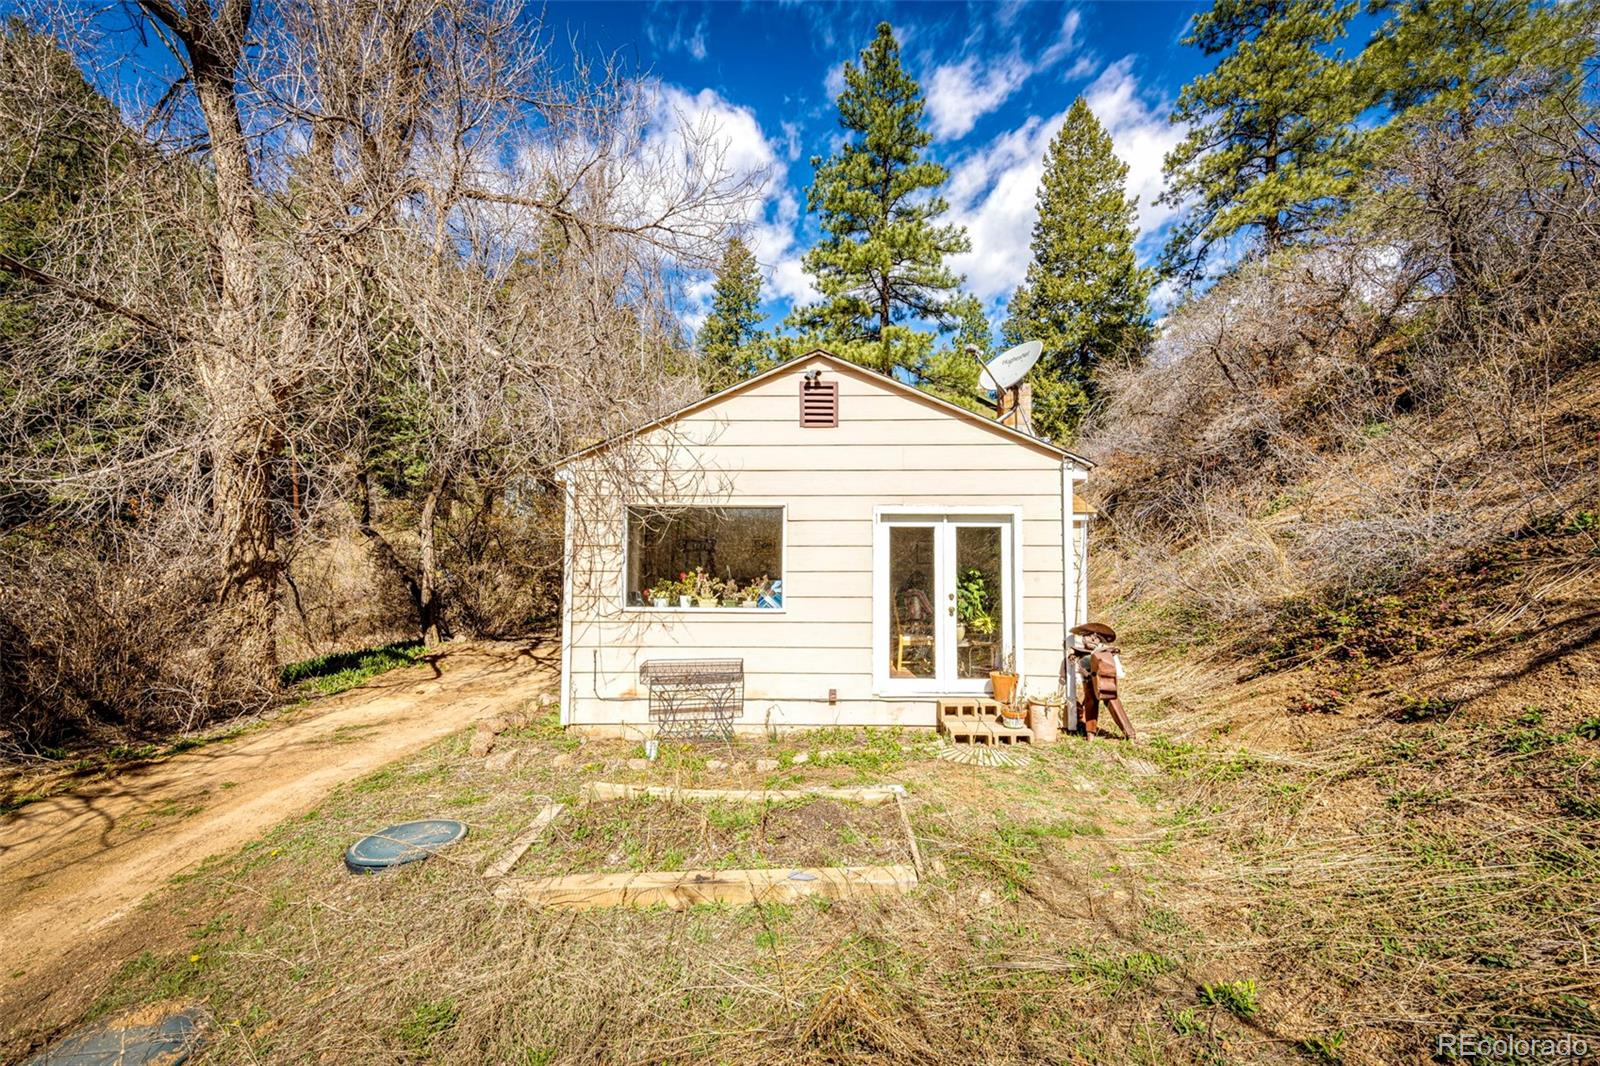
555, 350, 1093, 736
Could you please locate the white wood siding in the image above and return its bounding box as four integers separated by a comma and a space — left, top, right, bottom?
562, 355, 1086, 734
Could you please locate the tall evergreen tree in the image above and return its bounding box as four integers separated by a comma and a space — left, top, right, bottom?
920, 294, 994, 415
790, 21, 969, 377
1003, 97, 1153, 441
1159, 0, 1360, 280
695, 236, 766, 390
1360, 0, 1597, 131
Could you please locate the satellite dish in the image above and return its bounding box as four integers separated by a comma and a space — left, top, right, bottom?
978, 340, 1042, 392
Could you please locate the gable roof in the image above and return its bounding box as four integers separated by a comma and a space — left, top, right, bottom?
555, 349, 1093, 469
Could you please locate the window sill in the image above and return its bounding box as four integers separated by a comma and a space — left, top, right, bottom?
623, 606, 786, 615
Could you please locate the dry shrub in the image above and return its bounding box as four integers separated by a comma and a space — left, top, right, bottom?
435, 484, 565, 639
279, 534, 418, 665
0, 530, 272, 756
1084, 89, 1600, 638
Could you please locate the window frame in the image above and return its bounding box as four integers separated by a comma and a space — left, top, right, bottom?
621, 501, 789, 614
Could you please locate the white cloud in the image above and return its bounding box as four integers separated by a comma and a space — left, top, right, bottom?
748, 192, 817, 306
944, 56, 1182, 302
1039, 9, 1084, 68
824, 61, 847, 100
921, 8, 1092, 142
646, 85, 815, 314
645, 7, 709, 61
651, 85, 781, 187
779, 120, 803, 162
1080, 57, 1184, 243
925, 55, 1032, 140
945, 115, 1056, 301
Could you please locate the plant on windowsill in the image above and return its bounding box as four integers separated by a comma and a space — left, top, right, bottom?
692, 568, 719, 607
645, 579, 673, 608
673, 571, 693, 607
990, 650, 1018, 706
740, 574, 767, 608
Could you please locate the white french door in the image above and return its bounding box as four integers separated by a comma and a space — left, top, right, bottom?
874, 512, 1017, 696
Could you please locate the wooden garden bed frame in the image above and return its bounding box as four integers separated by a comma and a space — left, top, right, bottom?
482, 783, 923, 910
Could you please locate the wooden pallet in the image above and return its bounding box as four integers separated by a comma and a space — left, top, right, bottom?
937, 699, 1032, 745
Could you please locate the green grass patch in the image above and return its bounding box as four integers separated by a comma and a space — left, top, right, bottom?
280, 640, 424, 697
398, 997, 459, 1052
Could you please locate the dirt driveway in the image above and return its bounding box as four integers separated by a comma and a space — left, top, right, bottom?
0, 639, 557, 1001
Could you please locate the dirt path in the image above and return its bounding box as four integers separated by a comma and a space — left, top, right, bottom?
0, 639, 557, 1000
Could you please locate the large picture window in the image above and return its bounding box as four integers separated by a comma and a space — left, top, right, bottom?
626, 506, 784, 609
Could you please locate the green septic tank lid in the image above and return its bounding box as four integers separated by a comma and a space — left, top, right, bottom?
344, 819, 468, 873
22, 1005, 207, 1065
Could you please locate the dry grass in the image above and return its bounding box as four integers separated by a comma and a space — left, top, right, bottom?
3, 529, 1597, 1064
514, 795, 910, 875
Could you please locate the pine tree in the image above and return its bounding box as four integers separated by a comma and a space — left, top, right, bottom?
920, 294, 994, 415
790, 21, 969, 377
1360, 0, 1596, 132
695, 236, 766, 390
1003, 97, 1152, 441
1159, 0, 1360, 280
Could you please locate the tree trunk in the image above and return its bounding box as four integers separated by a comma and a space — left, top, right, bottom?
417, 473, 449, 647
155, 0, 284, 682
878, 287, 892, 376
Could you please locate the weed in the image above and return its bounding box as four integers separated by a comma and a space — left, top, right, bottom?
1169, 1007, 1205, 1036
398, 997, 459, 1052
1300, 1029, 1346, 1063
1395, 693, 1462, 722
1197, 979, 1258, 1019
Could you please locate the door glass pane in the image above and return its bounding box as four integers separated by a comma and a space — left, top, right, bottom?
888, 526, 936, 679
955, 526, 1004, 679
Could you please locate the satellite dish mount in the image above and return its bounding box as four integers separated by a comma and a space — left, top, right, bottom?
969, 341, 1043, 432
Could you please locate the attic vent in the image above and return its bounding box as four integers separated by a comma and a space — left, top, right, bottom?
799, 378, 838, 428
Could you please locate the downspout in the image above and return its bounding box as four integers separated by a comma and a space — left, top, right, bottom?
1061, 461, 1073, 691
1061, 461, 1090, 678
557, 468, 575, 728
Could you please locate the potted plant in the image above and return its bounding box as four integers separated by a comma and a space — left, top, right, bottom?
675, 571, 693, 608
956, 567, 995, 644
990, 651, 1018, 705
692, 568, 719, 608
740, 575, 765, 608
719, 576, 740, 608
647, 579, 673, 608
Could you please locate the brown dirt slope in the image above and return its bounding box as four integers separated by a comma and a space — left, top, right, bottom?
0, 639, 556, 1002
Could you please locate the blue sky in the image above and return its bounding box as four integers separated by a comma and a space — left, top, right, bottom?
539, 1, 1215, 329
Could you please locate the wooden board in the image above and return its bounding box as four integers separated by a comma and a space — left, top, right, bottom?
493, 864, 918, 910
482, 803, 565, 879
581, 782, 903, 806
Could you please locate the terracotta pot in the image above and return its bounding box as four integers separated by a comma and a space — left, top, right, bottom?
990, 671, 1018, 703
